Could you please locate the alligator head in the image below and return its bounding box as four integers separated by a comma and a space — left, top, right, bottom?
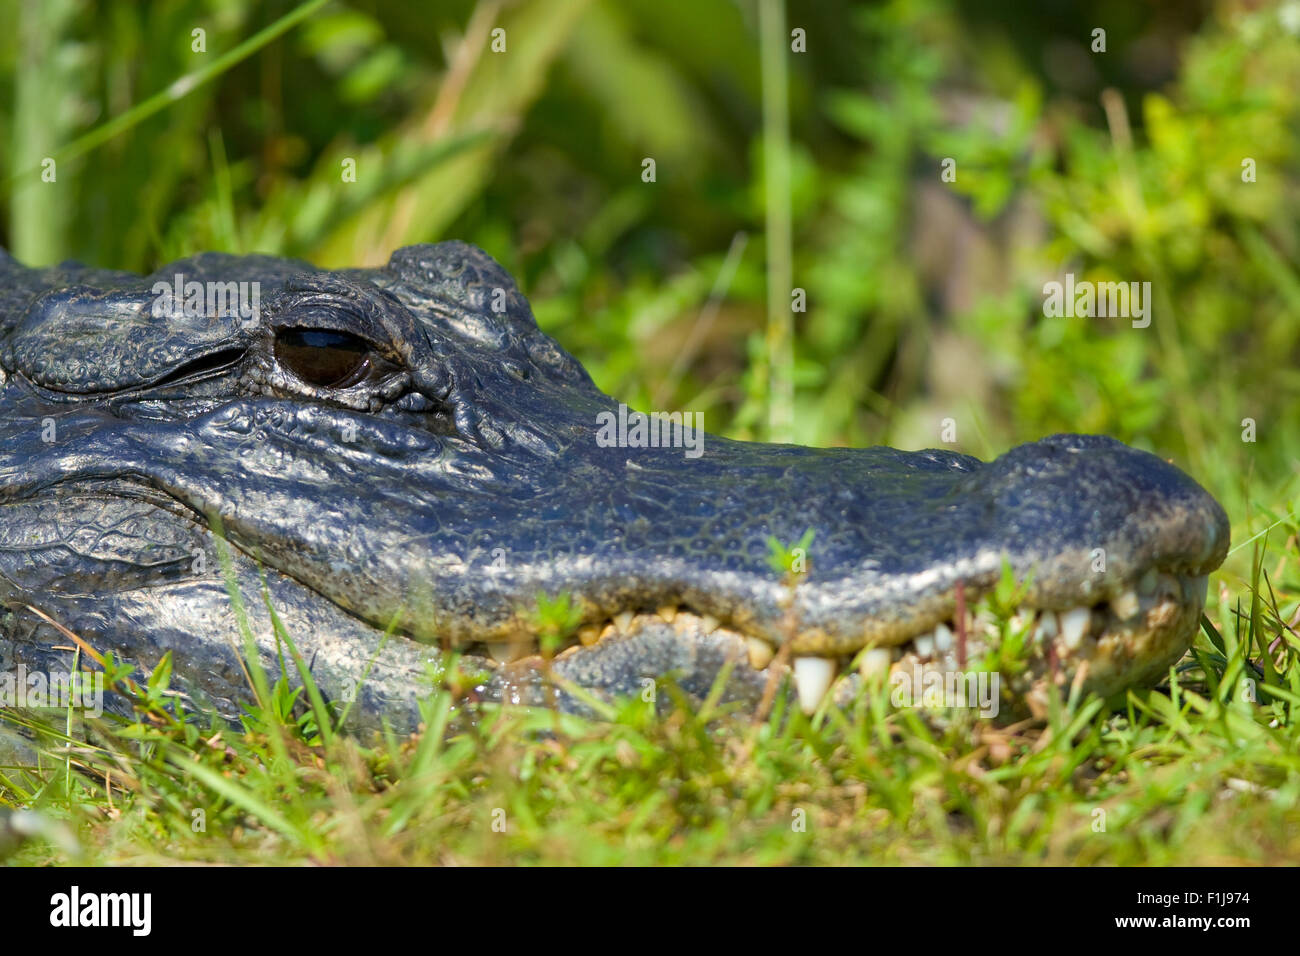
0, 242, 1229, 731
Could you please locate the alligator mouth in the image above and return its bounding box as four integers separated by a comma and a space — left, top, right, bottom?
472, 566, 1209, 715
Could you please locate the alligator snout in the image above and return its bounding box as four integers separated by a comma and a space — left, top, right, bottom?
969, 433, 1228, 594
476, 431, 1228, 714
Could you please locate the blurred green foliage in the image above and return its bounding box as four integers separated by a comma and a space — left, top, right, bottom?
1, 0, 1298, 554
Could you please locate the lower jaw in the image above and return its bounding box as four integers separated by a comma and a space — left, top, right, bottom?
879, 581, 1207, 718
470, 571, 1209, 716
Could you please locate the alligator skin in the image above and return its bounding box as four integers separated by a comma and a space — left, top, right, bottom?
0, 242, 1229, 733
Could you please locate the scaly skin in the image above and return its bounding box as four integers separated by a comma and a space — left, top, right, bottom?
0, 242, 1229, 732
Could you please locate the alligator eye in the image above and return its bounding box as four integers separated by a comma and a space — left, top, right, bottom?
274, 328, 372, 389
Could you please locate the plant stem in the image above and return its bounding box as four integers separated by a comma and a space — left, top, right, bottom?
759, 0, 793, 443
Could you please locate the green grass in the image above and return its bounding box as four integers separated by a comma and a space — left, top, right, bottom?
2, 519, 1297, 866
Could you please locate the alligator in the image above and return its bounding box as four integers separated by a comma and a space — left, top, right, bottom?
0, 242, 1229, 733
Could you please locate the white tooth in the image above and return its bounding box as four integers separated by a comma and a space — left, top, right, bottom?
913, 632, 935, 658
858, 648, 892, 681
700, 614, 720, 635
1111, 589, 1140, 620
746, 637, 775, 670
1137, 567, 1159, 596
793, 656, 836, 713
1060, 608, 1090, 649
657, 605, 678, 623
933, 622, 953, 652
614, 611, 634, 633
1034, 612, 1059, 643
487, 642, 517, 663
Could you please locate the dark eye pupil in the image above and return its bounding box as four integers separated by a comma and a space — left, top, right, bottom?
274, 328, 370, 388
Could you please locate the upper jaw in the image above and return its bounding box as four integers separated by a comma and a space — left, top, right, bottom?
208, 426, 1226, 671
441, 431, 1229, 647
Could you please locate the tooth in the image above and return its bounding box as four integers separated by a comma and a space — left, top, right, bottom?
1111, 589, 1140, 620
487, 642, 517, 663
793, 656, 836, 713
1137, 567, 1159, 596
577, 624, 602, 647
746, 637, 775, 670
858, 647, 892, 680
657, 605, 678, 623
1034, 612, 1059, 643
614, 611, 634, 634
700, 614, 720, 635
933, 622, 953, 652
1060, 608, 1090, 649
913, 632, 935, 658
